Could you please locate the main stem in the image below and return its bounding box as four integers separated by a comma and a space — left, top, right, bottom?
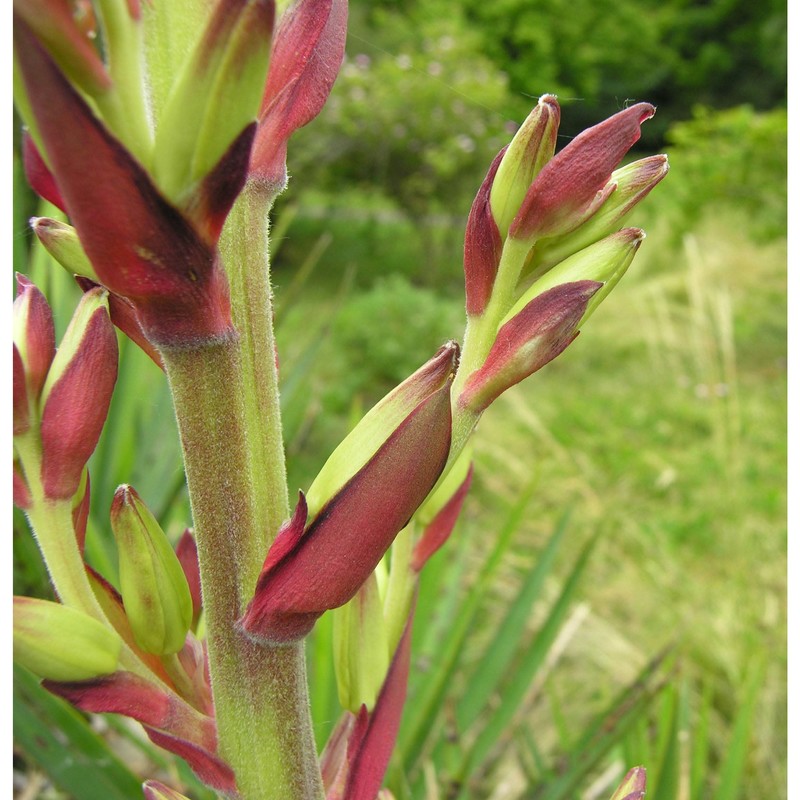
161, 184, 323, 800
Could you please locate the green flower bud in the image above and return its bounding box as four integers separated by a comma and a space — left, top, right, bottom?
152, 0, 274, 203
333, 573, 390, 713
510, 227, 644, 329
13, 596, 121, 682
30, 217, 100, 282
489, 94, 560, 238
110, 485, 193, 655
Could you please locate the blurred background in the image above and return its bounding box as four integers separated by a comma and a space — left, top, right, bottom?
13, 0, 786, 797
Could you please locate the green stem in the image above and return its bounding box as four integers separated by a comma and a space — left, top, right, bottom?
219, 182, 290, 592
160, 180, 323, 798
449, 236, 533, 462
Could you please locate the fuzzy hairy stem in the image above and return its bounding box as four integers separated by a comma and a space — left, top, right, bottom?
162, 342, 323, 800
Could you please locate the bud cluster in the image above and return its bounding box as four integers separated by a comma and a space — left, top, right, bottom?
14, 0, 347, 349
458, 95, 668, 418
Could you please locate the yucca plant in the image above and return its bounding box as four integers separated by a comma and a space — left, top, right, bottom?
12, 1, 669, 798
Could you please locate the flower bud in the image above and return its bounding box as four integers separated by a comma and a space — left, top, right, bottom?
333, 573, 390, 712
240, 343, 457, 642
510, 103, 656, 243
528, 155, 669, 277
13, 596, 121, 682
489, 94, 560, 238
464, 148, 505, 316
520, 227, 644, 326
110, 485, 193, 655
143, 782, 192, 800
30, 217, 99, 281
38, 288, 118, 500
250, 0, 348, 190
609, 767, 646, 800
13, 274, 56, 405
459, 281, 602, 414
153, 0, 274, 204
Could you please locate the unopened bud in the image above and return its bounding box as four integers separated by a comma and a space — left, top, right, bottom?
333, 573, 390, 712
38, 288, 118, 500
519, 227, 644, 327
490, 95, 560, 238
241, 343, 458, 642
460, 281, 602, 414
153, 0, 274, 203
609, 767, 646, 800
31, 217, 99, 282
13, 274, 56, 404
529, 155, 668, 276
111, 485, 193, 655
13, 596, 121, 682
510, 103, 656, 243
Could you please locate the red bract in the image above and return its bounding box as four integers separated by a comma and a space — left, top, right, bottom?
14, 16, 240, 347
459, 281, 602, 413
176, 530, 203, 628
44, 671, 234, 792
250, 0, 348, 189
322, 614, 414, 800
240, 352, 454, 642
39, 291, 118, 500
464, 148, 506, 316
22, 134, 66, 213
411, 464, 474, 572
510, 103, 656, 242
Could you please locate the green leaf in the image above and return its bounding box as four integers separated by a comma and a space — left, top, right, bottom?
13, 664, 143, 800
455, 511, 571, 731
712, 658, 766, 800
396, 477, 539, 771
452, 530, 597, 793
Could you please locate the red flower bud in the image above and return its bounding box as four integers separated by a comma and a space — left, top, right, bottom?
240, 345, 456, 642
13, 274, 56, 403
459, 281, 602, 413
39, 289, 118, 500
250, 0, 348, 190
464, 147, 505, 316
